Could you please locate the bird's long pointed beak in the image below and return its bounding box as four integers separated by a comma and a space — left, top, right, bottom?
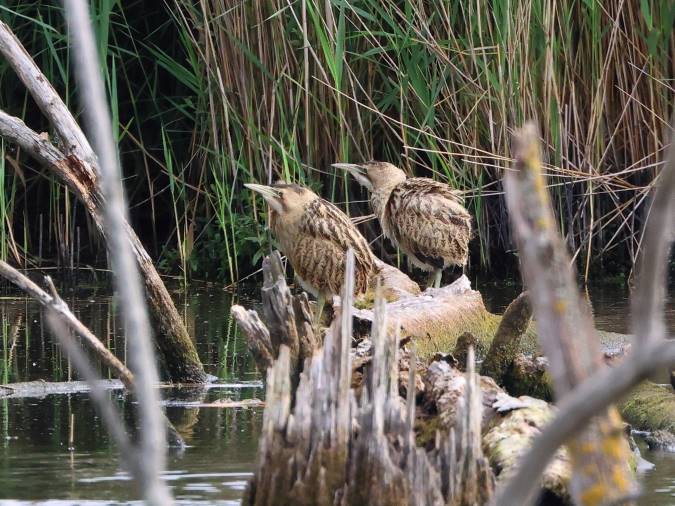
332, 162, 366, 176
244, 183, 281, 202
332, 162, 372, 190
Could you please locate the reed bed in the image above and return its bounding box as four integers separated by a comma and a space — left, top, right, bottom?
0, 0, 672, 282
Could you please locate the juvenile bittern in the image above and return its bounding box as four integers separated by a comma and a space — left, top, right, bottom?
333, 161, 471, 288
244, 182, 377, 323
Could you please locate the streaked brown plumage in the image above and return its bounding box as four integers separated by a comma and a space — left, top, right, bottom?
333, 161, 471, 287
244, 182, 377, 300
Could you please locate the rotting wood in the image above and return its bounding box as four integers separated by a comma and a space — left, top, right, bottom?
352, 275, 510, 358
231, 251, 319, 386
481, 292, 531, 383
0, 21, 205, 383
244, 253, 495, 505
236, 252, 585, 505
497, 123, 636, 505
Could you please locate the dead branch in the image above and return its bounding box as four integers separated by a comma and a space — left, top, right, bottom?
495, 122, 675, 505
0, 19, 205, 384
481, 291, 532, 382
230, 306, 274, 373
231, 250, 319, 383
64, 2, 171, 503
0, 260, 133, 386
0, 21, 95, 165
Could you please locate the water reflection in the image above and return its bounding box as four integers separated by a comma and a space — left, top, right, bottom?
0, 278, 673, 504
1, 387, 262, 503
0, 279, 263, 504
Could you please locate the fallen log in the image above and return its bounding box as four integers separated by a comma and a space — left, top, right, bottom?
351, 275, 628, 360
0, 379, 124, 398
0, 21, 205, 383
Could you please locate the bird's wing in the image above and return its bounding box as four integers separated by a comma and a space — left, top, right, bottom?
389, 178, 471, 222
395, 178, 470, 220
295, 198, 376, 294
387, 179, 472, 268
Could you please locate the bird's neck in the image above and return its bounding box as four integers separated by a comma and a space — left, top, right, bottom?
371, 180, 402, 221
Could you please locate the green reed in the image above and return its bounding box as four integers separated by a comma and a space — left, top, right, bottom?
0, 1, 672, 282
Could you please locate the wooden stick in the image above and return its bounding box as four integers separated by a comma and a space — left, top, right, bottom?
0, 260, 184, 447
495, 122, 675, 506
0, 261, 133, 387
0, 21, 205, 384
64, 2, 172, 503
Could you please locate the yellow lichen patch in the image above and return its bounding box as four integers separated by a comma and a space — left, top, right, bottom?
611, 466, 631, 493
579, 482, 609, 506
601, 434, 627, 460
553, 299, 568, 314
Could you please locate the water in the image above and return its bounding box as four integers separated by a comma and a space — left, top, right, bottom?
0, 277, 673, 505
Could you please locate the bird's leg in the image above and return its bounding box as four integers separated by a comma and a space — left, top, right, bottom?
433, 269, 442, 288
426, 269, 442, 289
313, 294, 326, 330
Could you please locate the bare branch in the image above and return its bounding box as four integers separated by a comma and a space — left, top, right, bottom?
0, 110, 98, 204
0, 20, 95, 165
0, 260, 134, 387
64, 2, 171, 504
0, 260, 184, 447
631, 124, 675, 346
495, 123, 635, 505
0, 15, 205, 384
496, 120, 675, 506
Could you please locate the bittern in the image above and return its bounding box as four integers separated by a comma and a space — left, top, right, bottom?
333, 161, 471, 288
244, 182, 377, 323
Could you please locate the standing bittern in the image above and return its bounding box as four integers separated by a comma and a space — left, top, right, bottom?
244, 182, 378, 324
333, 161, 471, 288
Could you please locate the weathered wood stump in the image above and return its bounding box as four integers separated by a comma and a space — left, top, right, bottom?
232, 252, 585, 504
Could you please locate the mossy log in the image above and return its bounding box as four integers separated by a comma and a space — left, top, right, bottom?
502, 353, 675, 439
352, 275, 627, 360
620, 382, 675, 434
419, 360, 573, 504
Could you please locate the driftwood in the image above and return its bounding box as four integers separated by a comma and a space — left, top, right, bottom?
481, 292, 531, 383
232, 251, 319, 386
0, 20, 204, 384
233, 252, 580, 504
495, 123, 675, 505
351, 275, 630, 360
352, 276, 512, 358
0, 380, 124, 398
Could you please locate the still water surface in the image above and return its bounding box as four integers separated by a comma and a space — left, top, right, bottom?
0, 276, 673, 505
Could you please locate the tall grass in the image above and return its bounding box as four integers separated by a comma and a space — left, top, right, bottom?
0, 1, 672, 282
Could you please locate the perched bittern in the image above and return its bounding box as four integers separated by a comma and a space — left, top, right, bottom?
333, 161, 471, 288
244, 182, 377, 323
